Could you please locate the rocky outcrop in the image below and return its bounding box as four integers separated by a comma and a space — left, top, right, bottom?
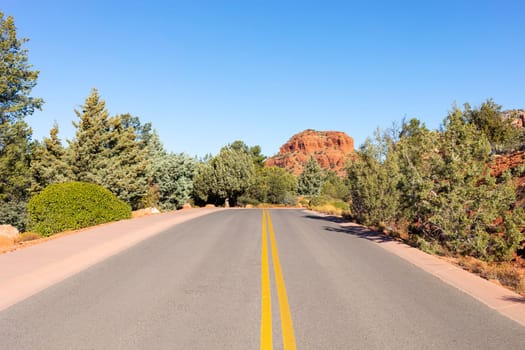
491, 151, 525, 177
503, 109, 525, 128
266, 130, 355, 175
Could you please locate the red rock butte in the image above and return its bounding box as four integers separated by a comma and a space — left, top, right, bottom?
265, 129, 355, 175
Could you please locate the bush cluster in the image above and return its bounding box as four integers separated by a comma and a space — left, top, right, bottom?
346, 103, 524, 262
28, 182, 131, 236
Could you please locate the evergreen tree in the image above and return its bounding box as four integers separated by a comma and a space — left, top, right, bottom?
298, 156, 323, 196
151, 153, 195, 210
227, 140, 266, 168
145, 129, 167, 160
346, 129, 400, 226
140, 129, 166, 208
193, 145, 255, 206
30, 123, 71, 193
0, 12, 43, 229
68, 88, 109, 183
463, 99, 522, 153
68, 90, 150, 208
421, 106, 522, 260
395, 118, 440, 226
263, 166, 297, 204
192, 161, 215, 205
97, 114, 149, 209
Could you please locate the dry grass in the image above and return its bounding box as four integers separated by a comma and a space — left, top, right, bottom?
311, 203, 350, 217
18, 232, 42, 242
456, 256, 525, 295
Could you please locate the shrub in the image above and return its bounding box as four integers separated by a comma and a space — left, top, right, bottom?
281, 192, 298, 206
308, 195, 330, 207
0, 200, 28, 232
28, 182, 131, 236
237, 195, 260, 207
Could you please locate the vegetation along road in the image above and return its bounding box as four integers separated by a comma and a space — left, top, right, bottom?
2, 209, 525, 349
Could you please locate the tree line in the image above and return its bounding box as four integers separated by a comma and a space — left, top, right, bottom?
0, 12, 325, 231
3, 12, 524, 262
347, 101, 525, 262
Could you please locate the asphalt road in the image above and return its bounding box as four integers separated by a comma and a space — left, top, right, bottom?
2, 209, 525, 349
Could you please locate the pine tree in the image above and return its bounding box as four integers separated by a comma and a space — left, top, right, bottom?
30, 123, 71, 193
68, 89, 109, 183
0, 12, 43, 229
140, 129, 166, 208
298, 156, 323, 196
68, 90, 150, 209
151, 153, 195, 210
97, 114, 149, 209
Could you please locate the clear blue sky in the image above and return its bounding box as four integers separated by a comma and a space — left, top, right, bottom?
4, 0, 525, 157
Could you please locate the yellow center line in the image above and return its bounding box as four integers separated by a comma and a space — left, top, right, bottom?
260, 210, 273, 350
267, 210, 297, 350
260, 209, 297, 350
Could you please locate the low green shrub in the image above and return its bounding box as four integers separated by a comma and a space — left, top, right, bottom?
237, 195, 261, 207
28, 182, 131, 236
308, 195, 331, 207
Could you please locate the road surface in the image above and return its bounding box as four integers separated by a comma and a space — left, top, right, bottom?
2, 209, 525, 349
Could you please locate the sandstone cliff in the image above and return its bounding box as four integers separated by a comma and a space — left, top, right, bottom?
265, 130, 355, 175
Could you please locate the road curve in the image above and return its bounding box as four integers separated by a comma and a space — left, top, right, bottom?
2, 209, 525, 349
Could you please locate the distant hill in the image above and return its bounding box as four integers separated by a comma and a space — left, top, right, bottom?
265, 129, 355, 175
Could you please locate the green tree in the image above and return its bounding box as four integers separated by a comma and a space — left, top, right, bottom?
346, 129, 400, 226
140, 129, 166, 208
420, 106, 522, 260
386, 107, 522, 261
193, 145, 255, 206
245, 166, 297, 205
298, 156, 323, 196
68, 91, 150, 208
263, 166, 297, 204
68, 88, 109, 183
144, 129, 166, 160
463, 99, 522, 153
97, 114, 149, 209
192, 161, 215, 205
151, 153, 195, 210
395, 118, 440, 226
30, 123, 72, 193
0, 12, 43, 229
227, 140, 266, 168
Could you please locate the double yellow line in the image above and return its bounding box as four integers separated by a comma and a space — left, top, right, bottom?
260, 209, 297, 350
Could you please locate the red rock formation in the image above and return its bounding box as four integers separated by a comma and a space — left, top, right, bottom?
491, 151, 525, 177
266, 130, 355, 175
